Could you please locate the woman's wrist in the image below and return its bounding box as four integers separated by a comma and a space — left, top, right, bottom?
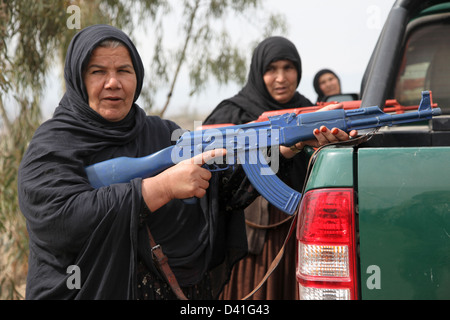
280, 142, 305, 159
289, 142, 304, 154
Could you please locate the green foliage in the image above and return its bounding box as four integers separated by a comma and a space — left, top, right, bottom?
0, 0, 69, 298
0, 96, 40, 300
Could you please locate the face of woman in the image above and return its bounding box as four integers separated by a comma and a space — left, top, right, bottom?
319, 73, 340, 97
263, 60, 298, 104
83, 46, 137, 122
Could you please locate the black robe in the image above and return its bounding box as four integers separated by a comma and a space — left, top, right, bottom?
18, 24, 249, 300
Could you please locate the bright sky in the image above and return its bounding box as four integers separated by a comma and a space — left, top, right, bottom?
41, 0, 396, 120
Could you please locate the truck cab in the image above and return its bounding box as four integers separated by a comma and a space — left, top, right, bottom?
295, 0, 450, 300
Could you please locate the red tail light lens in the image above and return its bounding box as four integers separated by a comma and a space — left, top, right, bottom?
296, 188, 358, 300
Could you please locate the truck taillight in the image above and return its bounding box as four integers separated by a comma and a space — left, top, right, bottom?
296, 188, 358, 300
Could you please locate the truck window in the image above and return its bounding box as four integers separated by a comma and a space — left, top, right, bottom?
394, 17, 450, 112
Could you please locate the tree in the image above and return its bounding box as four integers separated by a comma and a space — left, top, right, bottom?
0, 0, 70, 299
141, 0, 287, 116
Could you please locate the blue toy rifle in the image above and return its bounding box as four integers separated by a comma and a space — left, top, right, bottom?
85, 91, 441, 215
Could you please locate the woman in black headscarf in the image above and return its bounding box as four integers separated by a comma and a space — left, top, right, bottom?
203, 36, 355, 300
18, 24, 252, 300
313, 68, 342, 103
204, 36, 313, 125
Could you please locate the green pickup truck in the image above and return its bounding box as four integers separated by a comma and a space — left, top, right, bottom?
295, 0, 450, 300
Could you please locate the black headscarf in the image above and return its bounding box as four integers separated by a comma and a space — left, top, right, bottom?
203, 36, 313, 194
204, 36, 313, 125
313, 68, 341, 103
18, 25, 241, 300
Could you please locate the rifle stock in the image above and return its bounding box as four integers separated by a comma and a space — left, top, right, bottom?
86, 146, 175, 189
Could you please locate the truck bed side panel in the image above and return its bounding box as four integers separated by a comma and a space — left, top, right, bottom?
358, 147, 450, 299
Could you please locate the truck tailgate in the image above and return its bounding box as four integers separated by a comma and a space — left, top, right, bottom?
358, 147, 450, 299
